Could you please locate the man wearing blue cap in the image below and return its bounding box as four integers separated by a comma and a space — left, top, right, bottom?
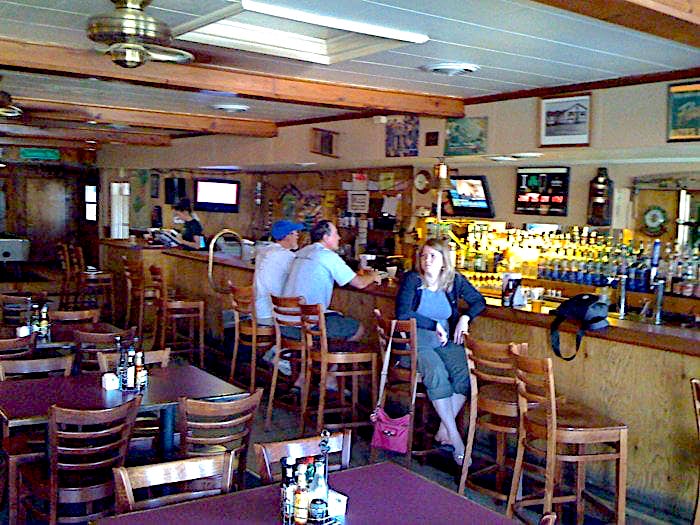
254, 219, 304, 325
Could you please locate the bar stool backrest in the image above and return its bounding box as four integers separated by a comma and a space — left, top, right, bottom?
229, 284, 257, 323
513, 353, 558, 438
465, 336, 527, 386
271, 295, 305, 350
299, 303, 328, 356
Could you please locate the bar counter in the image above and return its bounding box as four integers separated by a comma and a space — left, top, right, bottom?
101, 245, 699, 517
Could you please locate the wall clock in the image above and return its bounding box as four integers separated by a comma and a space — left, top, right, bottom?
642, 205, 668, 237
413, 170, 432, 194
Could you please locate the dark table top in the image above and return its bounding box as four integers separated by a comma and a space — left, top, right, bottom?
97, 461, 517, 525
0, 364, 245, 428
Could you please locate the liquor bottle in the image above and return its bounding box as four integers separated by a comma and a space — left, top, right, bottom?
135, 351, 147, 389
39, 303, 50, 340
30, 301, 40, 334
309, 458, 329, 505
126, 347, 136, 389
116, 336, 127, 390
293, 465, 309, 525
280, 457, 297, 525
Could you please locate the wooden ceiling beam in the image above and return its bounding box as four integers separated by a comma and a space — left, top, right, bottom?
534, 0, 700, 48
0, 39, 464, 118
0, 137, 93, 148
0, 123, 171, 146
14, 98, 278, 137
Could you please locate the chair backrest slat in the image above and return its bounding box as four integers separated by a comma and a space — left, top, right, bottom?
254, 429, 352, 484
0, 332, 36, 360
0, 355, 73, 380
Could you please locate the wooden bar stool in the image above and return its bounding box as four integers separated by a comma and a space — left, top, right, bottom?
459, 336, 529, 500
228, 284, 274, 392
123, 257, 158, 339
300, 303, 377, 435
69, 244, 115, 322
150, 265, 205, 368
507, 352, 628, 525
372, 311, 439, 461
265, 294, 306, 431
691, 378, 700, 525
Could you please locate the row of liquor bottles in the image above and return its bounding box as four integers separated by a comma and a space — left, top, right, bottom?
455, 229, 699, 298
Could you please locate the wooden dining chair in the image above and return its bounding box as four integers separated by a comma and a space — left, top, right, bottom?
74, 326, 136, 373
459, 336, 529, 500
0, 332, 36, 360
0, 354, 75, 524
0, 293, 32, 326
254, 429, 352, 484
266, 294, 306, 431
150, 265, 205, 367
691, 378, 700, 525
178, 388, 262, 490
18, 396, 141, 525
113, 451, 235, 514
227, 284, 274, 392
97, 348, 171, 373
507, 351, 627, 525
50, 308, 100, 324
300, 303, 377, 435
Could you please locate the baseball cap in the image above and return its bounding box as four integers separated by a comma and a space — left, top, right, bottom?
271, 220, 304, 241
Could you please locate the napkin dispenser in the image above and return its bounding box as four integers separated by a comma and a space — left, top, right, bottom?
102, 373, 119, 391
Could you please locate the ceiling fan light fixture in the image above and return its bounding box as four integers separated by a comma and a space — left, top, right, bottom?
489, 155, 518, 162
420, 62, 480, 76
0, 91, 23, 117
211, 103, 250, 114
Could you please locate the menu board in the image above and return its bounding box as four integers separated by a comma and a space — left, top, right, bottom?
515, 167, 569, 216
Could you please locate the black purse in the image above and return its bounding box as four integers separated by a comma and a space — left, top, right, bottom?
550, 293, 609, 361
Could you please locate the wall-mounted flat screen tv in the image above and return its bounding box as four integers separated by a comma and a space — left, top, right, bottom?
444, 175, 495, 218
194, 178, 240, 213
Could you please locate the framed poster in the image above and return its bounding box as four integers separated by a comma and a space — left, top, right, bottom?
347, 191, 370, 213
444, 116, 487, 156
385, 115, 419, 157
667, 82, 700, 142
515, 167, 570, 216
310, 128, 339, 156
150, 173, 160, 198
540, 94, 590, 146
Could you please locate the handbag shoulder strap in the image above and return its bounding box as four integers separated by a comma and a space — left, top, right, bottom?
376, 320, 396, 410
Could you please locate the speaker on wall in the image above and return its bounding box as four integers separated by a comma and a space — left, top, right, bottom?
164, 177, 187, 204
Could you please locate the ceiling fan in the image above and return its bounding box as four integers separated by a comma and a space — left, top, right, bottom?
0, 77, 22, 118
87, 0, 194, 69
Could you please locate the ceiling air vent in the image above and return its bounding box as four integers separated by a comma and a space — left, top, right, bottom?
420, 62, 480, 76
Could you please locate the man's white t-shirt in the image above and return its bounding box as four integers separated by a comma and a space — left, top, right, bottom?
254, 242, 296, 320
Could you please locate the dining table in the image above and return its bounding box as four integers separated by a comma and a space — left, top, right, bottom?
97, 461, 519, 524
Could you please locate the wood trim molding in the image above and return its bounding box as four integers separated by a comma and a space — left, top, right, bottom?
0, 39, 464, 119
533, 0, 700, 48
464, 67, 700, 105
0, 123, 171, 146
14, 98, 278, 137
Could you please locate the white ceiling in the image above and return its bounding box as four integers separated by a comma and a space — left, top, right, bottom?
0, 0, 697, 135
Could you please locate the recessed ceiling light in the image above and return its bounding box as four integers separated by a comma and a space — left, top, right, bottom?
490, 156, 518, 162
295, 162, 317, 167
420, 62, 480, 76
86, 120, 98, 125
211, 103, 250, 114
511, 152, 543, 158
85, 140, 97, 144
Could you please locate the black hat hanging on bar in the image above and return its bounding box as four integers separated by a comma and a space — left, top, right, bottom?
587, 167, 613, 226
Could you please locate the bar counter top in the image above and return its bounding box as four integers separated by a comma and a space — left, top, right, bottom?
162, 249, 699, 357
100, 239, 170, 250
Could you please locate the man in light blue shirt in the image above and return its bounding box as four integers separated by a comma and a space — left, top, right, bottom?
283, 220, 380, 341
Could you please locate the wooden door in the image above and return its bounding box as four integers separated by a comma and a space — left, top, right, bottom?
26, 178, 66, 262
633, 189, 678, 243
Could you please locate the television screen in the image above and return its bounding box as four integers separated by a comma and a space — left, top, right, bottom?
194, 179, 240, 213
444, 175, 495, 218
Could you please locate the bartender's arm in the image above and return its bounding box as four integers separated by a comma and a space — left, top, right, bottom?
175, 234, 202, 250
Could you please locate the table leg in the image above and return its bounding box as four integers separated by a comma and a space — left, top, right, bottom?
159, 405, 176, 459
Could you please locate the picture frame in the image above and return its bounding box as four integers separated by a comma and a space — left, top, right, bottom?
347, 191, 370, 214
150, 173, 160, 199
539, 94, 591, 147
310, 128, 339, 157
444, 116, 487, 156
515, 167, 570, 217
667, 82, 700, 142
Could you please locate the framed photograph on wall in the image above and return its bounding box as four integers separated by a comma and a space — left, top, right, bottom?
310, 128, 339, 157
540, 94, 591, 147
150, 173, 160, 198
444, 116, 487, 156
667, 82, 700, 142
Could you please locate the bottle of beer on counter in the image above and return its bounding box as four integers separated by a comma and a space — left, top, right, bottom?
280, 457, 297, 525
116, 336, 127, 390
293, 464, 309, 525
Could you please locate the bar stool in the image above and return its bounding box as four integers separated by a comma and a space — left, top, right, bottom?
300, 303, 377, 435
123, 257, 158, 339
372, 311, 441, 461
265, 295, 305, 431
507, 352, 628, 525
70, 244, 115, 322
150, 265, 205, 368
228, 284, 274, 392
459, 336, 529, 499
691, 378, 700, 525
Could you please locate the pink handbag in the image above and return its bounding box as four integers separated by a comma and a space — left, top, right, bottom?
370, 407, 411, 454
370, 320, 417, 455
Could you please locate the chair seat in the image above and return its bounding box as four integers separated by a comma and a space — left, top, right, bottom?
526, 401, 627, 433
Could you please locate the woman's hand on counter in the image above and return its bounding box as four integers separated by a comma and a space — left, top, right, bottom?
453, 315, 470, 344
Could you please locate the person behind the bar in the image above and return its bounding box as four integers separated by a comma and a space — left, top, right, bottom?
283, 219, 381, 342
395, 238, 486, 465
254, 219, 304, 325
172, 198, 205, 250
